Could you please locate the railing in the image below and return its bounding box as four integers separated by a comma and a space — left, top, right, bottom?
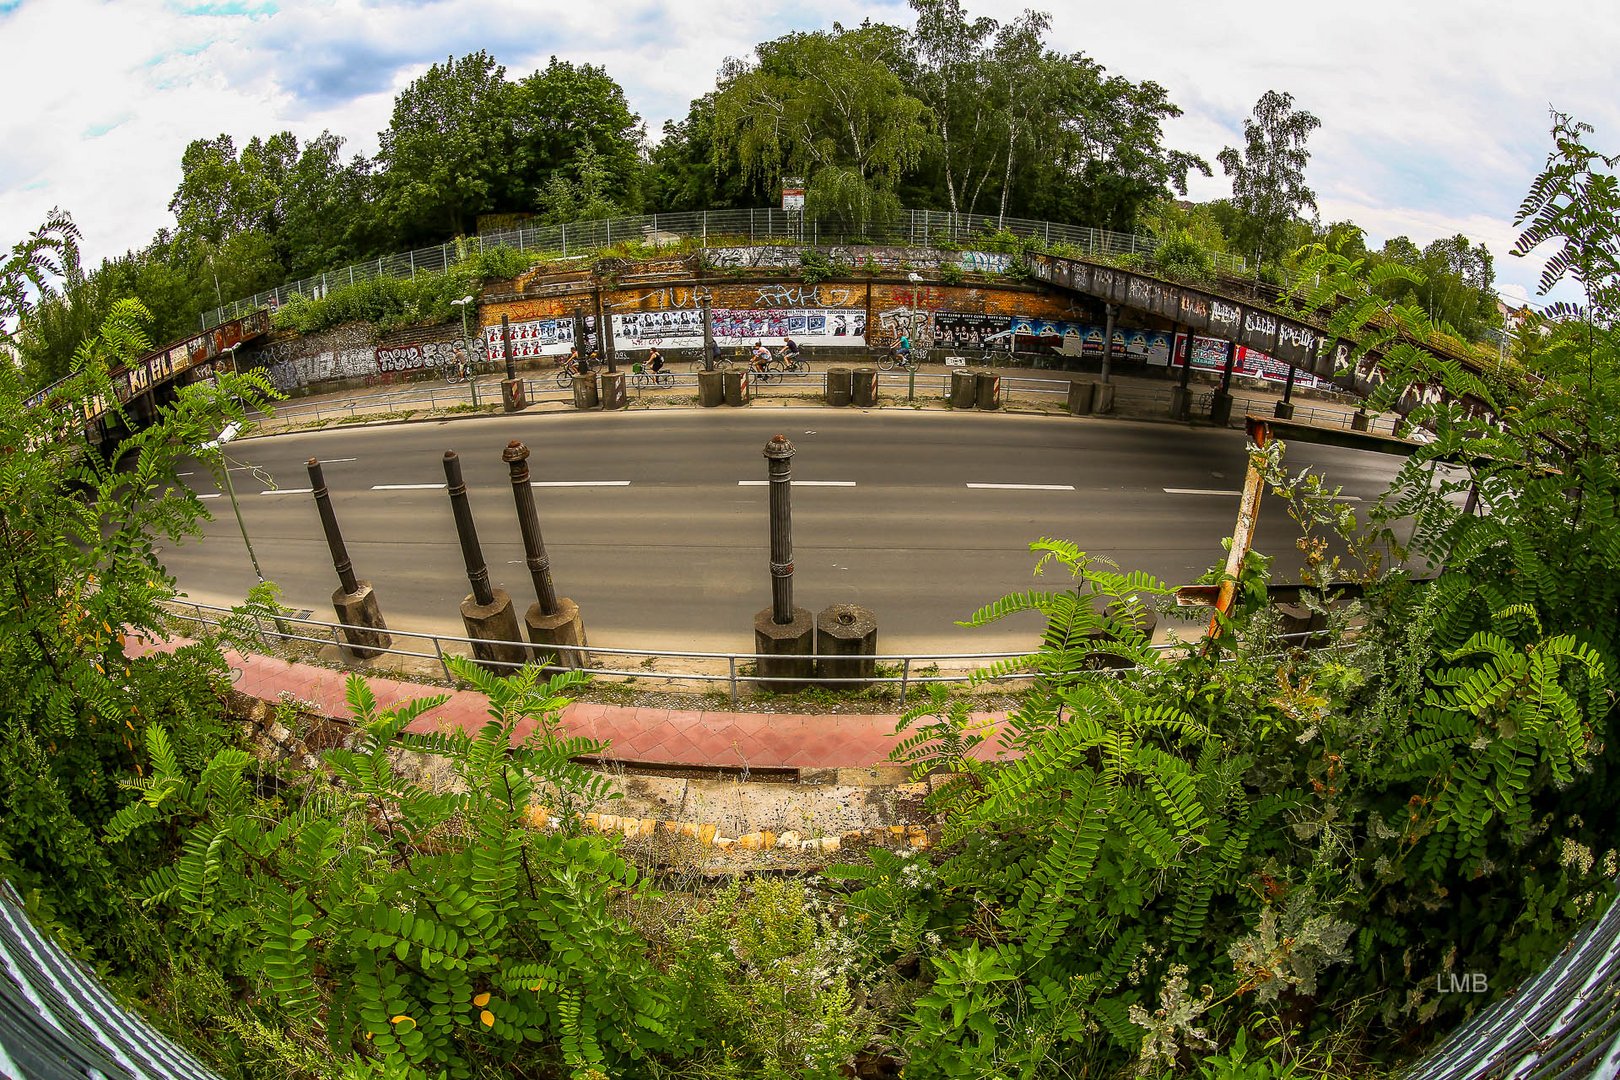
161, 598, 1128, 710
200, 207, 1255, 332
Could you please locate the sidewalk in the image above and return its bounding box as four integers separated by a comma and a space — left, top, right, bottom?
129, 634, 1008, 771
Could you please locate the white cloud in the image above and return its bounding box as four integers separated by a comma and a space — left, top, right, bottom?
3, 0, 1617, 306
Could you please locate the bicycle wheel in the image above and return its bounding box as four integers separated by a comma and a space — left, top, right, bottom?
657, 371, 675, 387
877, 355, 896, 370
554, 369, 572, 390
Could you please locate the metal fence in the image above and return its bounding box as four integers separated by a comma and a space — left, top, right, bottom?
160, 598, 1119, 710
200, 207, 1256, 331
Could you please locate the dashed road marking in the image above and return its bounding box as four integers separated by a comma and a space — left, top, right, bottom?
259, 488, 313, 495
966, 483, 1076, 491
737, 480, 856, 487
372, 483, 446, 490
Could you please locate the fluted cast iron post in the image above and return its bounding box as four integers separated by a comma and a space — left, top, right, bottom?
502, 440, 559, 616
500, 314, 516, 381
307, 458, 359, 594
444, 451, 495, 607
765, 434, 795, 624
1281, 363, 1297, 404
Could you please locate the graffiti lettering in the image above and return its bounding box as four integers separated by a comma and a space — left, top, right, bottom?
1210, 301, 1242, 327
753, 283, 849, 307
959, 250, 1012, 274
375, 344, 428, 373
611, 285, 713, 310
1277, 323, 1317, 349
1244, 312, 1277, 337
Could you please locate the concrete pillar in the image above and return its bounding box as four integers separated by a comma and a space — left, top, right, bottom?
826, 367, 852, 406
815, 604, 877, 688
1351, 409, 1371, 432
754, 434, 813, 689
975, 370, 1001, 410
701, 299, 715, 371
697, 370, 725, 407
600, 370, 626, 410
503, 440, 588, 669
443, 450, 525, 674
306, 457, 390, 659
1209, 392, 1234, 426
1100, 303, 1117, 384
1067, 380, 1095, 415
501, 379, 527, 412
572, 373, 600, 409
1273, 400, 1295, 420
851, 367, 879, 408
723, 369, 750, 405
949, 369, 977, 409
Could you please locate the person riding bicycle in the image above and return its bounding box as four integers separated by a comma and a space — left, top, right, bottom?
646, 346, 666, 374
778, 337, 801, 366
749, 341, 772, 374
897, 333, 913, 364
451, 342, 470, 380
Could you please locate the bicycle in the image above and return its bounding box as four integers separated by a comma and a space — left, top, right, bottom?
877, 347, 918, 372
442, 363, 467, 384
688, 353, 736, 374
771, 350, 810, 375
554, 361, 595, 389
630, 364, 675, 388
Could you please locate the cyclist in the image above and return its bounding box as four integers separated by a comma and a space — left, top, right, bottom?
646, 346, 666, 374
778, 336, 801, 367
749, 341, 772, 374
451, 342, 470, 381
898, 333, 913, 364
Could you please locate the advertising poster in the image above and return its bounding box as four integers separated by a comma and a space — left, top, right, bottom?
933, 311, 1011, 350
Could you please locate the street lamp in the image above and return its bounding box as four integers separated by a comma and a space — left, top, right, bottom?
202, 421, 265, 584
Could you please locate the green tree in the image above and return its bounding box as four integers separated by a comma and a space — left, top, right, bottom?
712, 23, 933, 231
278, 131, 386, 278
377, 51, 519, 242
904, 0, 1001, 216
644, 92, 766, 212
1217, 90, 1321, 268
534, 141, 624, 224
0, 216, 275, 943
513, 57, 645, 214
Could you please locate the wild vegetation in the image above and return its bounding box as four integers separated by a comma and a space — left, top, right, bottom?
2, 22, 1612, 1076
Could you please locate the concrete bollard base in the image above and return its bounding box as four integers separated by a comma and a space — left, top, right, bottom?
571, 373, 600, 410
949, 369, 977, 409
1273, 401, 1296, 420
1091, 382, 1117, 415
826, 367, 852, 406
723, 369, 751, 405
599, 371, 626, 410
1067, 380, 1096, 415
1208, 390, 1233, 425
696, 369, 725, 407
501, 379, 526, 412
332, 581, 391, 659
461, 588, 527, 675
1169, 385, 1191, 421
753, 606, 815, 691
1351, 409, 1370, 431
526, 597, 589, 670
815, 604, 878, 689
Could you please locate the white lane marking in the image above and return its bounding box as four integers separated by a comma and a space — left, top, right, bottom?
178, 471, 194, 477
1163, 486, 1361, 503
737, 480, 856, 487
966, 483, 1076, 491
259, 488, 313, 495
372, 483, 446, 490
322, 457, 357, 463
198, 493, 221, 499
530, 480, 632, 487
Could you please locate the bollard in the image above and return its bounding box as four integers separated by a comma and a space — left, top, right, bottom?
1092, 382, 1116, 415
600, 370, 626, 410
503, 441, 589, 669
949, 369, 977, 409
1208, 391, 1234, 425
850, 367, 879, 408
975, 370, 1001, 410
1273, 400, 1295, 420
572, 373, 600, 409
697, 369, 725, 406
501, 379, 527, 412
723, 368, 750, 405
825, 367, 852, 406
443, 451, 526, 674
815, 604, 878, 689
1066, 380, 1095, 415
1351, 409, 1370, 432
307, 458, 390, 658
1169, 384, 1192, 421
752, 434, 813, 689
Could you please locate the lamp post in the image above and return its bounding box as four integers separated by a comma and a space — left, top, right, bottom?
450, 295, 478, 406
202, 421, 265, 584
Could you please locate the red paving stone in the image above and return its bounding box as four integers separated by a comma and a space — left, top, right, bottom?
126, 634, 1011, 770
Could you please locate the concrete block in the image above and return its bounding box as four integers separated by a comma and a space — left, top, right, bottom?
600, 370, 627, 410
1092, 382, 1117, 415
525, 596, 588, 670
850, 367, 879, 408
501, 378, 526, 412
754, 606, 815, 690
697, 369, 724, 407
815, 603, 877, 688
948, 369, 977, 408
460, 588, 527, 675
825, 367, 852, 406
1067, 380, 1095, 415
975, 370, 1002, 410
571, 373, 599, 410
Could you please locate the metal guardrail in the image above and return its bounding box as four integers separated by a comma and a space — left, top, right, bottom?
161, 599, 1123, 710
200, 208, 1255, 332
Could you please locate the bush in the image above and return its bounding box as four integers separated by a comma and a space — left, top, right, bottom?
1152, 229, 1217, 284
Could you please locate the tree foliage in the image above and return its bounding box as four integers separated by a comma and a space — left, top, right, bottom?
1218, 90, 1322, 267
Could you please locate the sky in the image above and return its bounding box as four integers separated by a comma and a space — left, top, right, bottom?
2, 0, 1617, 310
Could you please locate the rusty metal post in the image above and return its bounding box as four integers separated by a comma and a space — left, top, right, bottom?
308, 458, 358, 594
766, 434, 795, 622
503, 440, 558, 616
1208, 417, 1271, 639
444, 450, 525, 671
1219, 338, 1237, 393
502, 439, 588, 667
1177, 325, 1194, 391
596, 287, 617, 372
307, 457, 390, 657
701, 299, 715, 371
1282, 363, 1297, 404
445, 451, 495, 607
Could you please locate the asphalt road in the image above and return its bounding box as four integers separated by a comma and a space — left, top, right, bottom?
162, 408, 1407, 653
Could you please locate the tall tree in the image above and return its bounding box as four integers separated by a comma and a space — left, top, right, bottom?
711, 23, 933, 229
513, 58, 645, 213
1217, 89, 1321, 267
905, 0, 1000, 215
377, 51, 519, 242
278, 132, 384, 277
644, 92, 765, 212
